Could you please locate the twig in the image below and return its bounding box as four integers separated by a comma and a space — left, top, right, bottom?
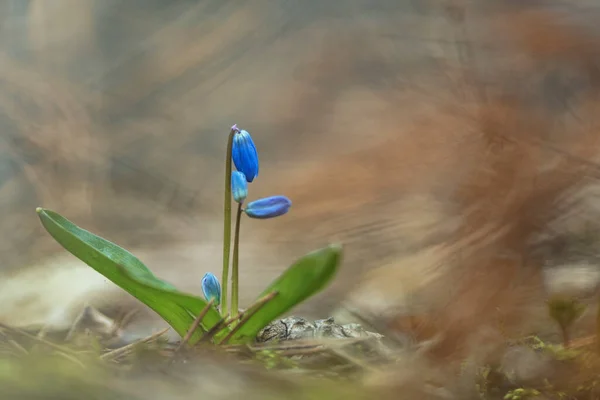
65, 305, 90, 342
198, 315, 230, 344
191, 312, 246, 348
113, 309, 139, 334
218, 291, 279, 345
168, 315, 233, 366
36, 325, 50, 340
175, 299, 215, 352
100, 327, 170, 361
65, 305, 120, 343
196, 313, 246, 348
221, 313, 246, 328
216, 296, 274, 338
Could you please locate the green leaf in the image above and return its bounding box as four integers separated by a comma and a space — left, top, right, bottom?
228, 244, 342, 344
36, 208, 226, 344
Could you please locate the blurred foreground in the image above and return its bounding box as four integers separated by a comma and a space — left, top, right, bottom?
3, 0, 600, 399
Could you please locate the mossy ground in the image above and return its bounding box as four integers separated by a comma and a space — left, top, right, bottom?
2, 320, 600, 400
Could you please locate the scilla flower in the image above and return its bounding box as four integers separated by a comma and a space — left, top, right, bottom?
232, 129, 259, 182
244, 196, 292, 219
201, 272, 221, 306
231, 171, 248, 203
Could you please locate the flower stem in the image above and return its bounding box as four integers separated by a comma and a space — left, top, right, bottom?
221, 127, 237, 317
231, 202, 243, 319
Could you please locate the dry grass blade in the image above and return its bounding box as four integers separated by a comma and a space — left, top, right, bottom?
175, 299, 215, 352
0, 322, 80, 356
53, 349, 88, 369
115, 309, 139, 329
65, 305, 119, 342
258, 336, 387, 371
7, 339, 28, 356
197, 314, 245, 348
36, 325, 50, 340
218, 291, 279, 345
325, 345, 380, 372
198, 315, 230, 344
570, 335, 597, 349
0, 322, 92, 368
248, 342, 326, 352
100, 327, 170, 361
279, 346, 327, 357
249, 336, 377, 352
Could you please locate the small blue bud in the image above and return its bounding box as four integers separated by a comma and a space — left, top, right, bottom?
232, 130, 259, 183
231, 171, 248, 203
244, 196, 292, 219
201, 272, 221, 306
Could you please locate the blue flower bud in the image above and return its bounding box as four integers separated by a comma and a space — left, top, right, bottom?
231, 171, 248, 203
232, 129, 259, 183
201, 272, 221, 306
244, 196, 292, 219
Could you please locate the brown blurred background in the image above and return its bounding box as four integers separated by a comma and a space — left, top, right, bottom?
2, 0, 600, 353
0, 0, 466, 327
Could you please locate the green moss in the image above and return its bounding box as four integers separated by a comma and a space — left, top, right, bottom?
503, 388, 541, 400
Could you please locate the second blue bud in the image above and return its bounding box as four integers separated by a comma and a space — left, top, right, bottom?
231, 171, 248, 203
201, 272, 222, 306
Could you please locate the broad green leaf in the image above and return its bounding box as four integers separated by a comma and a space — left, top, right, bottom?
228, 244, 342, 344
36, 208, 226, 344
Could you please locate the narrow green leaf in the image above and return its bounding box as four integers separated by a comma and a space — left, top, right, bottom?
36, 208, 226, 344
228, 244, 342, 344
